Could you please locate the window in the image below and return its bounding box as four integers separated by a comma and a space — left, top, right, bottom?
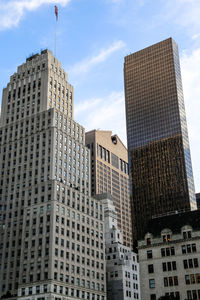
146, 238, 151, 245
174, 276, 178, 286
183, 230, 192, 239
148, 264, 154, 273
164, 276, 178, 287
194, 258, 199, 268
187, 291, 192, 300
183, 258, 199, 269
169, 277, 173, 287
162, 261, 176, 272
162, 234, 171, 242
192, 290, 198, 300
147, 250, 153, 259
182, 243, 196, 254
149, 279, 155, 289
164, 277, 168, 287
161, 247, 175, 257
185, 274, 200, 285
185, 275, 190, 285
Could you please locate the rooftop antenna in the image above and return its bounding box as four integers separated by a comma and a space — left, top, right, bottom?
54, 5, 58, 57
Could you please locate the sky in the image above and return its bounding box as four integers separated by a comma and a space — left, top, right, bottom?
0, 0, 200, 192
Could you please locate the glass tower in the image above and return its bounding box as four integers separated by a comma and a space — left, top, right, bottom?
124, 38, 196, 241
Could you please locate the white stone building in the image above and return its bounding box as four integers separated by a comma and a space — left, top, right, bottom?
96, 194, 140, 300
0, 50, 106, 300
138, 210, 200, 300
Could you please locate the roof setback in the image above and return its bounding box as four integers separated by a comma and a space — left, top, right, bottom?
144, 209, 200, 238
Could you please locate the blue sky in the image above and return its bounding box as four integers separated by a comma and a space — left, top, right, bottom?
0, 0, 200, 192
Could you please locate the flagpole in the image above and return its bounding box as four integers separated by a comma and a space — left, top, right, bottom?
55, 19, 57, 57
54, 6, 58, 57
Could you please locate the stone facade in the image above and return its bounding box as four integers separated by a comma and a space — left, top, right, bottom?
138, 210, 200, 300
96, 194, 140, 300
0, 50, 106, 300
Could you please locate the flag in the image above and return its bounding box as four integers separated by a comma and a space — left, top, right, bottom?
55, 5, 58, 21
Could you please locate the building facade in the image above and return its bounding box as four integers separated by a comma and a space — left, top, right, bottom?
124, 37, 196, 242
96, 194, 140, 300
85, 130, 132, 248
138, 210, 200, 300
196, 193, 200, 209
0, 50, 106, 300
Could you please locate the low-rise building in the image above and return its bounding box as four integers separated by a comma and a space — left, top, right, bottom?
96, 194, 140, 300
138, 210, 200, 300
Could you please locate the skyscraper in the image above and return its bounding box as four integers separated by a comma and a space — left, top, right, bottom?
85, 130, 132, 248
0, 50, 106, 300
124, 38, 196, 241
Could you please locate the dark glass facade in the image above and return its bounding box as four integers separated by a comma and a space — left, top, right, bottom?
124, 38, 196, 241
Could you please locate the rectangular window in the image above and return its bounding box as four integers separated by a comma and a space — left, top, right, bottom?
196, 273, 200, 283
164, 277, 168, 287
161, 248, 165, 257
148, 264, 154, 273
174, 276, 178, 286
172, 261, 176, 270
162, 262, 167, 272
187, 291, 192, 300
147, 250, 153, 259
185, 275, 190, 285
194, 258, 199, 268
190, 274, 195, 284
192, 244, 197, 252
149, 279, 155, 289
169, 277, 173, 286
183, 260, 188, 269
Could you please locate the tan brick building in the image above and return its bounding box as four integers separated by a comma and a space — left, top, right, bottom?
85, 130, 132, 248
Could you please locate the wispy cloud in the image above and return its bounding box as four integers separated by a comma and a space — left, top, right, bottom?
70, 40, 126, 75
181, 48, 200, 191
109, 0, 124, 4
0, 0, 70, 30
163, 0, 200, 32
192, 33, 200, 40
75, 91, 127, 145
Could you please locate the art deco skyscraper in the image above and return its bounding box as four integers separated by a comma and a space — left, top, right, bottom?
124, 38, 196, 241
0, 50, 106, 300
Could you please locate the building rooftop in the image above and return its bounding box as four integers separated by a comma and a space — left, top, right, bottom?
143, 209, 200, 238
93, 193, 113, 201
26, 49, 50, 62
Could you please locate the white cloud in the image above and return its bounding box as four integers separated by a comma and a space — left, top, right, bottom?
74, 91, 127, 145
181, 48, 200, 192
0, 0, 70, 30
70, 40, 126, 75
192, 33, 200, 40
